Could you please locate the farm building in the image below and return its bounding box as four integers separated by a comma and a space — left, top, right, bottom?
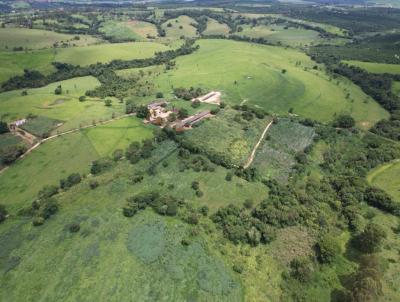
9, 118, 27, 130
174, 111, 211, 131
147, 100, 174, 126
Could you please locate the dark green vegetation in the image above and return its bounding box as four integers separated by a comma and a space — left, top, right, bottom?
0, 2, 400, 302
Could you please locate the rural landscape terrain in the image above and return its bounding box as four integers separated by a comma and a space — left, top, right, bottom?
0, 0, 400, 301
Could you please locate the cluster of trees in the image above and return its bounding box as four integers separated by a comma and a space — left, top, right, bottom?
125, 139, 155, 164
371, 110, 400, 141
0, 144, 27, 166
177, 149, 215, 173
173, 87, 204, 100
60, 173, 82, 190
232, 104, 267, 120
90, 158, 113, 175
122, 191, 183, 217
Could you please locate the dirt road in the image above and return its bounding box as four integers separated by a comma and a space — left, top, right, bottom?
243, 120, 273, 169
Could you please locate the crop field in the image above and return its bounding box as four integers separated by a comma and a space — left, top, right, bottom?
367, 160, 400, 203
181, 109, 271, 166
99, 21, 142, 41
162, 15, 198, 39
0, 133, 23, 149
0, 116, 152, 211
0, 28, 99, 50
21, 116, 62, 138
251, 119, 314, 182
0, 76, 127, 133
343, 60, 400, 74
203, 18, 230, 36
147, 39, 388, 127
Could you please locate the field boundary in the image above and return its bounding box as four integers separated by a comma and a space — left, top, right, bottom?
244, 120, 273, 169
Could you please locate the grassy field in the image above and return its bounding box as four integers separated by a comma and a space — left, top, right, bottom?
0, 28, 99, 50
203, 18, 230, 36
0, 50, 56, 83
135, 39, 388, 128
54, 42, 169, 66
343, 60, 400, 74
251, 119, 315, 182
367, 159, 400, 202
162, 15, 198, 39
0, 76, 126, 133
238, 24, 322, 46
125, 20, 158, 39
0, 116, 153, 212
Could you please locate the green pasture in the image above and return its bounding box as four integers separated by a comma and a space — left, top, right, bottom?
367, 159, 400, 203
343, 60, 400, 74
162, 15, 198, 39
237, 24, 322, 46
140, 39, 388, 128
0, 116, 153, 211
0, 50, 56, 83
54, 42, 169, 66
125, 20, 158, 39
0, 76, 126, 133
203, 18, 230, 36
0, 28, 99, 50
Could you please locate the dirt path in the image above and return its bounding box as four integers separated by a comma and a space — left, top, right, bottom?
243, 120, 273, 169
0, 113, 136, 175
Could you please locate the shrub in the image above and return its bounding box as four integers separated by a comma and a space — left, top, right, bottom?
354, 223, 386, 253
316, 234, 341, 264
54, 85, 62, 95
191, 181, 200, 190
104, 99, 112, 107
60, 173, 82, 190
210, 107, 220, 115
0, 204, 7, 223
156, 92, 164, 98
243, 199, 254, 209
79, 95, 86, 102
225, 172, 233, 181
91, 158, 112, 175
290, 257, 314, 283
112, 149, 124, 161
32, 216, 45, 226
199, 205, 209, 216
195, 190, 204, 197
69, 223, 80, 233
89, 180, 99, 189
233, 264, 244, 274
333, 114, 355, 128
38, 185, 59, 200
191, 99, 200, 108
0, 121, 9, 134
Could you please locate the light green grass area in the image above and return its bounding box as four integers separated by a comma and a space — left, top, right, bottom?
0, 28, 99, 50
343, 60, 400, 74
393, 81, 400, 95
252, 119, 315, 182
136, 39, 388, 128
238, 24, 322, 46
54, 42, 169, 66
0, 116, 152, 211
0, 76, 126, 133
203, 18, 230, 36
367, 159, 400, 202
162, 15, 198, 39
0, 50, 56, 83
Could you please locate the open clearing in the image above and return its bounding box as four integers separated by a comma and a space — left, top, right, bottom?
367, 159, 400, 203
0, 28, 99, 50
144, 39, 388, 127
0, 76, 126, 133
162, 15, 198, 39
343, 60, 400, 74
203, 18, 230, 36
